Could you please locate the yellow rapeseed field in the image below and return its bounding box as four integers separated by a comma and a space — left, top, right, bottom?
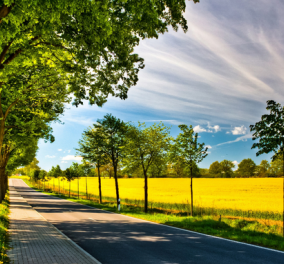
43, 177, 282, 213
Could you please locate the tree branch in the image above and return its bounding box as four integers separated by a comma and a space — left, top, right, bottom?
0, 85, 3, 119
0, 4, 15, 23
2, 36, 40, 66
4, 99, 19, 120
5, 125, 21, 130
2, 48, 22, 65
0, 41, 13, 63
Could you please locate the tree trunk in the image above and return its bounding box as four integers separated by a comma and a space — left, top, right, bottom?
77, 177, 79, 199
85, 175, 88, 199
113, 163, 120, 211
0, 167, 4, 203
144, 170, 148, 213
190, 165, 193, 216
98, 165, 102, 204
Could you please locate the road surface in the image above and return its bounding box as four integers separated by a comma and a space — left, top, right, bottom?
10, 179, 284, 264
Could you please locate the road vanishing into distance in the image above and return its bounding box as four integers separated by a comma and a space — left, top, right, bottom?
10, 179, 284, 264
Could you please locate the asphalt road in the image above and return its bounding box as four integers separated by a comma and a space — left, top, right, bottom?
11, 179, 284, 264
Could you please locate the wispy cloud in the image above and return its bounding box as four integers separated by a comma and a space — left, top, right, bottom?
128, 0, 284, 125
216, 133, 252, 147
58, 149, 62, 151
61, 155, 82, 161
45, 155, 56, 158
205, 145, 212, 149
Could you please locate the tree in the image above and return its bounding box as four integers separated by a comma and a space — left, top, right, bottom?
219, 160, 235, 178
170, 158, 200, 178
256, 160, 270, 177
171, 125, 208, 216
23, 158, 40, 176
209, 161, 222, 176
250, 100, 284, 173
237, 158, 256, 177
269, 156, 282, 177
80, 161, 92, 199
49, 165, 62, 192
69, 162, 84, 199
65, 168, 75, 198
148, 154, 168, 178
125, 122, 171, 212
95, 114, 128, 210
77, 125, 109, 203
0, 0, 198, 182
53, 165, 62, 194
250, 100, 284, 236
39, 170, 47, 190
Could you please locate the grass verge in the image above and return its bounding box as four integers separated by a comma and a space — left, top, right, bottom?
22, 179, 284, 252
0, 193, 10, 264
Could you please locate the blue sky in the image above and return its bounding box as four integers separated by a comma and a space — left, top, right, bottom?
37, 0, 284, 171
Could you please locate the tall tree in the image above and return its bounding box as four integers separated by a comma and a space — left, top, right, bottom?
77, 125, 109, 204
125, 122, 171, 212
237, 158, 256, 177
96, 114, 128, 210
250, 100, 284, 236
171, 125, 208, 216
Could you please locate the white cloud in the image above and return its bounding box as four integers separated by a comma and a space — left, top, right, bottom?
232, 160, 239, 166
193, 125, 206, 133
231, 125, 247, 135
207, 123, 221, 133
68, 150, 71, 153
193, 124, 220, 133
61, 155, 82, 161
205, 145, 212, 149
58, 149, 62, 151
232, 160, 239, 171
61, 161, 68, 164
45, 155, 56, 158
226, 131, 230, 134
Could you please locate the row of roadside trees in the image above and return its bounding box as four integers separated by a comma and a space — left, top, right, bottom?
0, 0, 195, 203
76, 114, 208, 214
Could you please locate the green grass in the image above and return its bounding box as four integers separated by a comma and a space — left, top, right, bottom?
0, 193, 10, 264
23, 179, 284, 252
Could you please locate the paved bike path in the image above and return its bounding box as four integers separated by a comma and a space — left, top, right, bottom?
10, 179, 284, 264
8, 179, 100, 264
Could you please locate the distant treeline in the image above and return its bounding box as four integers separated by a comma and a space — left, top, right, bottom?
15, 156, 281, 179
